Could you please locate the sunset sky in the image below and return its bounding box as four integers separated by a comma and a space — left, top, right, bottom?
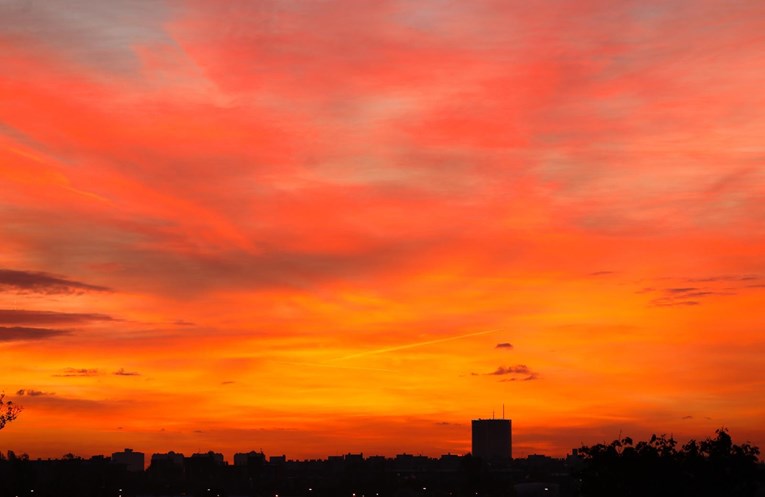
2, 0, 765, 462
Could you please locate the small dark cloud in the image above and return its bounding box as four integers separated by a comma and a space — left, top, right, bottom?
476, 365, 541, 381
173, 320, 195, 326
221, 381, 235, 385
682, 415, 694, 420
683, 291, 717, 298
113, 368, 140, 376
501, 373, 540, 382
687, 275, 759, 283
489, 365, 530, 375
16, 389, 55, 397
649, 286, 732, 307
0, 326, 69, 342
53, 368, 99, 377
5, 392, 111, 412
651, 299, 700, 307
645, 278, 749, 307
666, 287, 698, 294
589, 271, 615, 277
495, 343, 513, 349
0, 309, 115, 325
664, 287, 730, 297
0, 269, 110, 294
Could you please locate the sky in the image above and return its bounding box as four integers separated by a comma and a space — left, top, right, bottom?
1, 0, 765, 462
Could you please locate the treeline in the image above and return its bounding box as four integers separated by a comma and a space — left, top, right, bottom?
577, 428, 762, 497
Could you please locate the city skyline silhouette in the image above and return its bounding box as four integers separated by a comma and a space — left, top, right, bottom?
1, 427, 760, 497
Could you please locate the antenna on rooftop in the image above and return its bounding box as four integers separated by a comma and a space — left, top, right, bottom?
502, 403, 505, 419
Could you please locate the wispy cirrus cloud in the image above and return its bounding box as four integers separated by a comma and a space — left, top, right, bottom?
0, 0, 175, 75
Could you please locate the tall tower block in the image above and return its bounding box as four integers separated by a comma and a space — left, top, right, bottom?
471, 418, 512, 461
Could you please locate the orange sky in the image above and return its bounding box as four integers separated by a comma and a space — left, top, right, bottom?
1, 0, 765, 462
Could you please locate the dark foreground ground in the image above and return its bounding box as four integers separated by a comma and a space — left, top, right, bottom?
1, 449, 764, 497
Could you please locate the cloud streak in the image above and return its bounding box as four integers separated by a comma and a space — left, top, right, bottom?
113, 368, 141, 376
488, 365, 531, 375
0, 269, 110, 294
331, 329, 499, 362
647, 286, 737, 307
16, 389, 55, 397
53, 368, 99, 378
0, 326, 69, 342
0, 309, 114, 325
475, 365, 540, 382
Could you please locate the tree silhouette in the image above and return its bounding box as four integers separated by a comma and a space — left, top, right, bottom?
0, 393, 22, 431
577, 428, 761, 497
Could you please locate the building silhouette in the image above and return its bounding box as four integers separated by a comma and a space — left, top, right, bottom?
234, 450, 266, 466
151, 450, 185, 467
472, 418, 512, 460
111, 447, 145, 472
191, 451, 226, 465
